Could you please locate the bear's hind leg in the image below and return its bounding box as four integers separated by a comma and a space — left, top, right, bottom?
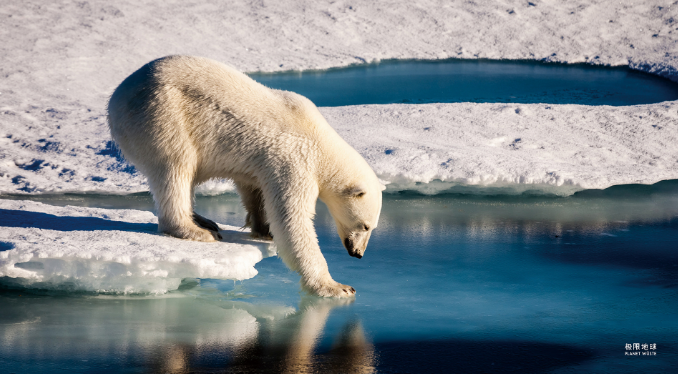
150, 167, 220, 242
235, 182, 272, 240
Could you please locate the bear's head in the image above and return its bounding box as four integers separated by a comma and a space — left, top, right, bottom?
322, 174, 385, 259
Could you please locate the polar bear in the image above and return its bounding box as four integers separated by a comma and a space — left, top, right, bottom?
107, 55, 384, 297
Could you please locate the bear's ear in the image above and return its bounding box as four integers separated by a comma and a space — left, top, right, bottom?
379, 183, 386, 191
344, 185, 367, 197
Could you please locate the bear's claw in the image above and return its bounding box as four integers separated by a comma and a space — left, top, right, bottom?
310, 281, 356, 298
193, 212, 220, 233
192, 212, 222, 240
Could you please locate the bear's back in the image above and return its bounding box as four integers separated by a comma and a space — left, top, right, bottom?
110, 56, 329, 139
111, 56, 273, 120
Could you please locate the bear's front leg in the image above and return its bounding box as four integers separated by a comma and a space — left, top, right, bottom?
294, 249, 356, 297
275, 219, 355, 297
263, 181, 355, 298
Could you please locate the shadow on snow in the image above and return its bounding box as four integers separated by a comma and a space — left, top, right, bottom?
0, 208, 157, 233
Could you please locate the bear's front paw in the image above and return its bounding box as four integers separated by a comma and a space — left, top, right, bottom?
311, 281, 356, 298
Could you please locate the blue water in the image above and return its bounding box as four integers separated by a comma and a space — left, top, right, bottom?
1, 186, 677, 373
248, 60, 678, 106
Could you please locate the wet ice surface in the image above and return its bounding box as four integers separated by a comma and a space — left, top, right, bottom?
1, 191, 677, 372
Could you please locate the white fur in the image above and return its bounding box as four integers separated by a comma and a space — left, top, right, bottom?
107, 55, 384, 297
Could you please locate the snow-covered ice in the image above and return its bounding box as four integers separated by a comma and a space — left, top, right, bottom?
0, 199, 273, 294
1, 0, 678, 196
322, 102, 678, 194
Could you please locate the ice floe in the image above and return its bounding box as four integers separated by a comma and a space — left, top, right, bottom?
0, 199, 274, 294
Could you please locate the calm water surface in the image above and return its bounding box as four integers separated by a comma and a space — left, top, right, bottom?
1, 186, 677, 373
249, 60, 678, 106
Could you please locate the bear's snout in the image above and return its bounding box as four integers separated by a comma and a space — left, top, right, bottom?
343, 237, 364, 259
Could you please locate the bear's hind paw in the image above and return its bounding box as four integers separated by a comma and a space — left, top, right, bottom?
165, 226, 221, 242
193, 212, 220, 233
248, 231, 273, 241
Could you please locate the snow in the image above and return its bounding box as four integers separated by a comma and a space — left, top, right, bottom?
0, 199, 274, 294
1, 0, 678, 196
322, 102, 678, 194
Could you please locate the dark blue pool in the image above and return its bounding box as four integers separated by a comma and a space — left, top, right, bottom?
249, 59, 678, 106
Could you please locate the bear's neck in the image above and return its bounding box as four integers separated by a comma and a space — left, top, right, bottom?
315, 127, 366, 197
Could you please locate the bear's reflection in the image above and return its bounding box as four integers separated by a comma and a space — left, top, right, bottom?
0, 290, 374, 373
150, 297, 376, 374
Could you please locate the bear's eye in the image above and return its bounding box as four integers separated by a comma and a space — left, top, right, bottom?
363, 224, 370, 231
355, 192, 366, 198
